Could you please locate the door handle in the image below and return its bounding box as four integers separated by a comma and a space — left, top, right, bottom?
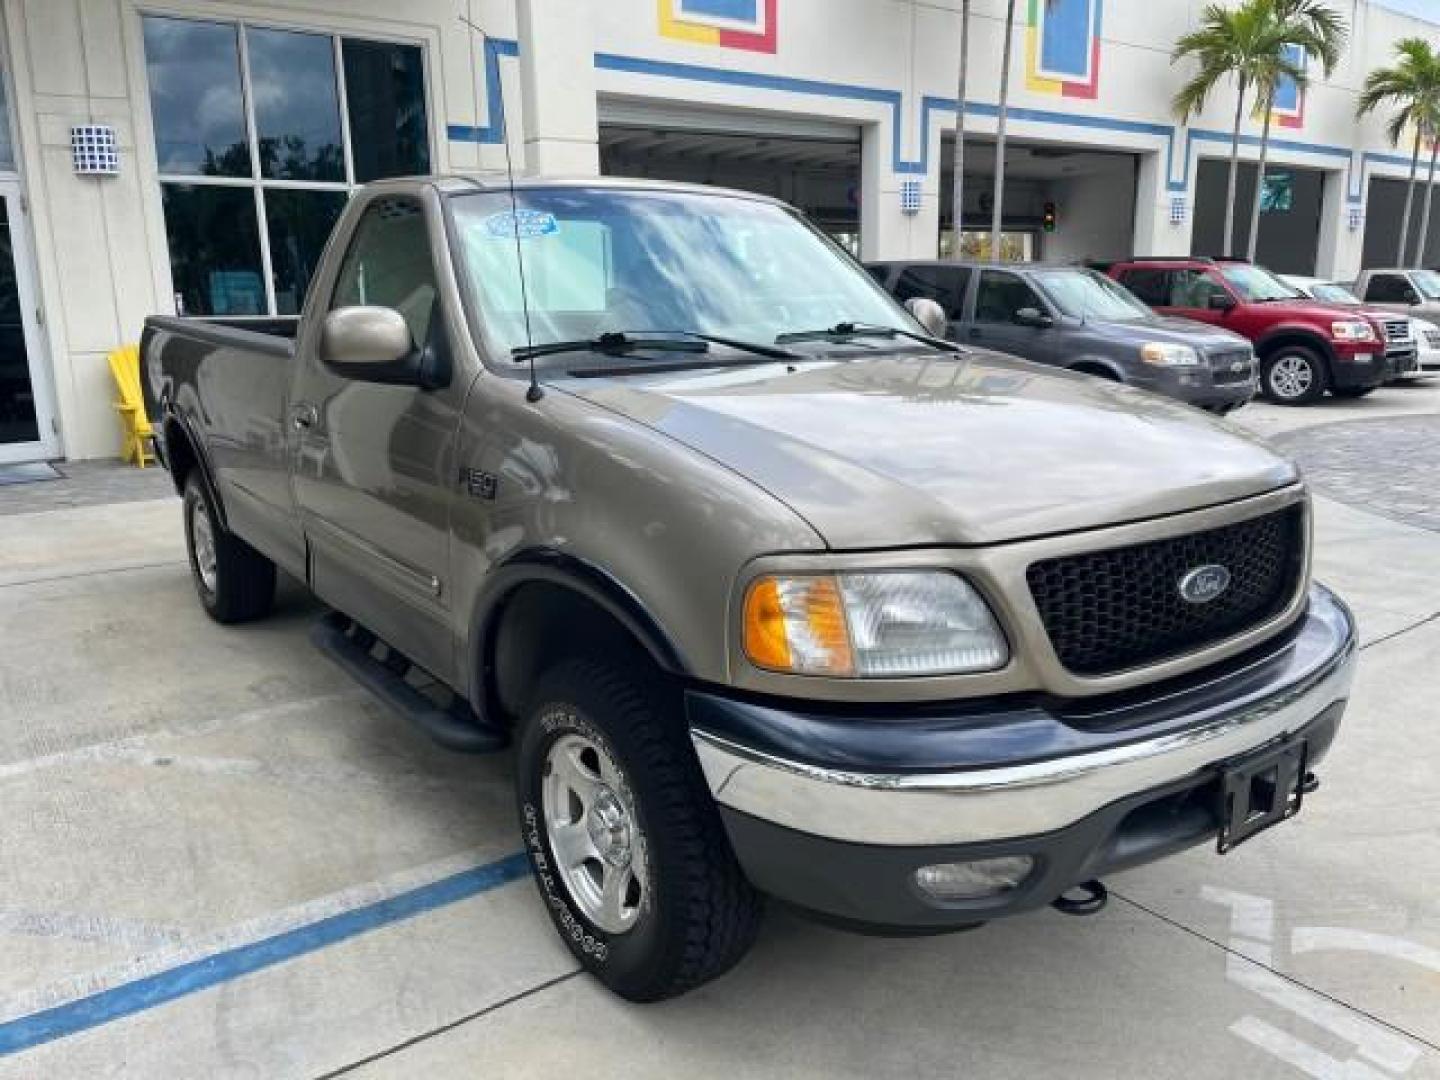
291, 403, 318, 431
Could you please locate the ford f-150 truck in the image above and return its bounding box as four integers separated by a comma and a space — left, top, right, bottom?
1109, 256, 1411, 405
143, 177, 1356, 1002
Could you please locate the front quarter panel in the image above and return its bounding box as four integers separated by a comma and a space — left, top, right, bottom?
449, 374, 826, 695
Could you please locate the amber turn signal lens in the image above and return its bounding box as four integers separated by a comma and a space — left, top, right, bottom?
742, 574, 855, 676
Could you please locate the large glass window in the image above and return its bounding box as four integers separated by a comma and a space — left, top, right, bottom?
142, 16, 430, 317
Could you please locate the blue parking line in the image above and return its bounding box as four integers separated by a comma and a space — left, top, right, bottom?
0, 851, 530, 1058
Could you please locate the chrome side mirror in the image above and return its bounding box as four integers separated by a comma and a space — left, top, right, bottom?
319, 306, 418, 384
905, 297, 950, 338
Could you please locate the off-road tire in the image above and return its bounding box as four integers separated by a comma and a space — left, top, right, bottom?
1260, 346, 1327, 406
516, 656, 763, 1002
183, 473, 276, 624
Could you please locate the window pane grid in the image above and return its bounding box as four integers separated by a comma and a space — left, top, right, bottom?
144, 15, 429, 316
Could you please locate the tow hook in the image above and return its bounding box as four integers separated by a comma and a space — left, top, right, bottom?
1052, 879, 1108, 916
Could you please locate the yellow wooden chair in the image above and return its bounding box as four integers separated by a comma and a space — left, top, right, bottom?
108, 344, 154, 467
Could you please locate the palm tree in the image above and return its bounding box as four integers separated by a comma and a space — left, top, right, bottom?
1173, 3, 1272, 256
1243, 0, 1345, 261
989, 0, 1018, 259
1358, 37, 1440, 266
950, 0, 971, 259
1170, 0, 1340, 257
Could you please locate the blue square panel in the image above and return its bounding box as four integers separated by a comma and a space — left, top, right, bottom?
1040, 0, 1093, 78
679, 0, 759, 22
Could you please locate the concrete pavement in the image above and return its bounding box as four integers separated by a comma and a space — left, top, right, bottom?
1, 388, 1438, 1078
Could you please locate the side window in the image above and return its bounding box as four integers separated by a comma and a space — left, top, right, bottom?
330, 197, 438, 347
1169, 269, 1227, 309
1365, 274, 1409, 303
892, 265, 972, 319
1117, 268, 1169, 307
974, 270, 1043, 323
864, 264, 892, 287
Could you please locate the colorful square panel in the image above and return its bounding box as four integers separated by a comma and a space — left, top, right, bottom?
659, 0, 777, 52
1026, 0, 1102, 100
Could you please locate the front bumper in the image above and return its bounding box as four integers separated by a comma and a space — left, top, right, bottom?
689, 584, 1356, 931
1331, 345, 1392, 389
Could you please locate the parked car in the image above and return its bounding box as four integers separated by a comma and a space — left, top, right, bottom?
865, 260, 1255, 413
1353, 267, 1440, 323
143, 177, 1356, 1001
1109, 257, 1411, 405
1280, 275, 1423, 380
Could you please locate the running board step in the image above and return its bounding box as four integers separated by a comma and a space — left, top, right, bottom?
310, 612, 508, 753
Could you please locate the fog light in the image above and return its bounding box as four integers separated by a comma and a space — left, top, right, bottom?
914, 856, 1034, 901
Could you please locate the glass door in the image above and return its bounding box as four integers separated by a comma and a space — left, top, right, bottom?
0, 179, 56, 464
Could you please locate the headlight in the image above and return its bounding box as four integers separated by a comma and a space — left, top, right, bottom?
1139, 342, 1200, 367
1330, 320, 1376, 342
742, 571, 1009, 677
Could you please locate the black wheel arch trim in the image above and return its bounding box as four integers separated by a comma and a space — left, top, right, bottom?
1255, 329, 1336, 369
162, 406, 229, 532
468, 547, 692, 707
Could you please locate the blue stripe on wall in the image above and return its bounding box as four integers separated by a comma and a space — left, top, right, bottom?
449, 36, 1413, 201
0, 852, 530, 1058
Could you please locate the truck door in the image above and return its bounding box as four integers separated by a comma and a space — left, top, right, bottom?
288, 192, 464, 682
1158, 268, 1234, 328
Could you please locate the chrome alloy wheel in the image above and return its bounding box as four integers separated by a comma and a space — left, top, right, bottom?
190, 498, 218, 594
542, 731, 647, 934
1269, 353, 1314, 400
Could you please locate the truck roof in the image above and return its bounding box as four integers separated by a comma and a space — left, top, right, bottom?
411, 173, 789, 207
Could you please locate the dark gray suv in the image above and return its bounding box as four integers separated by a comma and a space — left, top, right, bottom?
867, 261, 1257, 413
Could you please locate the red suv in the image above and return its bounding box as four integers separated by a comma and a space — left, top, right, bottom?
1108, 257, 1409, 405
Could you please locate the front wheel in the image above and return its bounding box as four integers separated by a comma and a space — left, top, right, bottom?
516, 657, 763, 1001
1261, 346, 1327, 405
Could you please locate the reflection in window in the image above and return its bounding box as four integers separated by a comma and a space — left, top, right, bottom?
331, 199, 437, 346
343, 40, 431, 182
161, 186, 265, 317
266, 190, 348, 315
143, 17, 249, 177
247, 28, 344, 182
141, 16, 431, 317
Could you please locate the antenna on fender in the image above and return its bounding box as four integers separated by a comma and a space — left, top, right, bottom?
459, 14, 542, 402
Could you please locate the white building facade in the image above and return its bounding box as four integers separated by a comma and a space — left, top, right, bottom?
0, 0, 1437, 463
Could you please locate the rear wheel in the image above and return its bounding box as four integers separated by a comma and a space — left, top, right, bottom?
183, 473, 275, 623
1261, 346, 1326, 405
516, 656, 763, 1001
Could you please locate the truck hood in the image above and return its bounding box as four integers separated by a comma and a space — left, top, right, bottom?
561, 350, 1297, 549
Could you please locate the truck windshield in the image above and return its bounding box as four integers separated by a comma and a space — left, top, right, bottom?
1031, 268, 1153, 322
1411, 270, 1440, 300
447, 188, 910, 361
1219, 264, 1299, 302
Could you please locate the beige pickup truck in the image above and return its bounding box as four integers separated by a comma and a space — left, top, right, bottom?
142, 176, 1357, 1001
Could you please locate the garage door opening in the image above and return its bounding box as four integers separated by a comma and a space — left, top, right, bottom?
1192, 160, 1326, 273
1362, 176, 1440, 269
599, 106, 860, 251
938, 136, 1138, 263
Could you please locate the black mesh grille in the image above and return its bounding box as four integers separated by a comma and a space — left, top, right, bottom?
1026, 505, 1305, 676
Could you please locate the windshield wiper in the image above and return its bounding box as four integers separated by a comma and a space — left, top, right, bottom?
513, 331, 707, 363
775, 321, 960, 352
513, 330, 799, 364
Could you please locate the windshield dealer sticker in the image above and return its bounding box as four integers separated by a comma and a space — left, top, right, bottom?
482, 209, 558, 240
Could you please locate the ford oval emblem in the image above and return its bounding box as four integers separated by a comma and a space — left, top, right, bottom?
1178, 564, 1231, 604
